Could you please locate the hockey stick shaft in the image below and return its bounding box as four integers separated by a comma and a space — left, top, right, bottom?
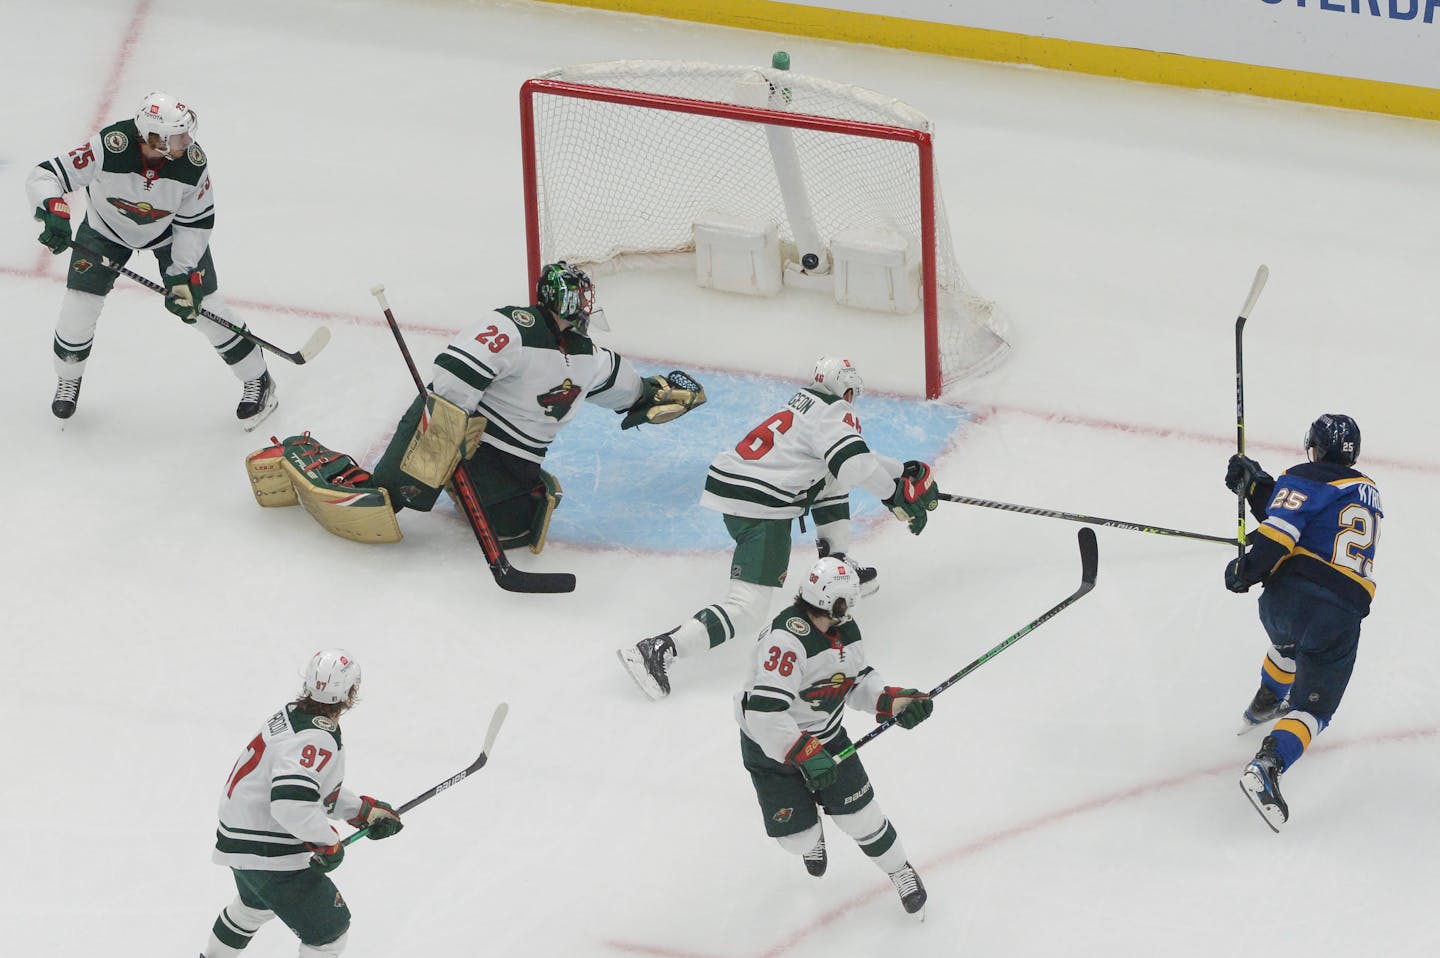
1235, 265, 1269, 563
342, 703, 509, 846
369, 285, 576, 594
937, 492, 1237, 546
70, 242, 330, 364
834, 527, 1098, 763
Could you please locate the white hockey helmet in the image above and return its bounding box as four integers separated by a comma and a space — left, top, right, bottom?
134, 91, 197, 152
799, 556, 861, 620
302, 649, 362, 705
811, 356, 863, 401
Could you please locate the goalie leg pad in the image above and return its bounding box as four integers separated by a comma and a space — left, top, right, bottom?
528, 470, 563, 555
399, 392, 487, 488
278, 433, 403, 544
245, 439, 300, 507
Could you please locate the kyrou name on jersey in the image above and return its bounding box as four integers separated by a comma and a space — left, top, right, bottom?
108, 196, 172, 224
537, 379, 582, 420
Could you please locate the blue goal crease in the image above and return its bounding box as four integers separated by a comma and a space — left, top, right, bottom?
543, 366, 977, 552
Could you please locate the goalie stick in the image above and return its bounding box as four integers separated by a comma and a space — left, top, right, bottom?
370, 284, 576, 594
1235, 265, 1270, 567
937, 492, 1238, 546
70, 242, 331, 364
834, 527, 1098, 764
340, 702, 509, 847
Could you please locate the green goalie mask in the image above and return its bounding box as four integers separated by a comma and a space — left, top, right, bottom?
536, 261, 599, 333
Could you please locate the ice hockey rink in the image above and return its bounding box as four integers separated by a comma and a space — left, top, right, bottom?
3, 1, 1438, 955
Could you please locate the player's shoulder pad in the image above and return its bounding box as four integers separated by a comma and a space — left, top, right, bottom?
492, 305, 557, 348
285, 705, 344, 748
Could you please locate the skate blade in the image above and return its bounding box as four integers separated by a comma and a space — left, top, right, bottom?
1238, 771, 1284, 833
616, 647, 667, 701
240, 393, 280, 433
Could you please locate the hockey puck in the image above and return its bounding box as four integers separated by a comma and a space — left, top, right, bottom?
801, 253, 820, 271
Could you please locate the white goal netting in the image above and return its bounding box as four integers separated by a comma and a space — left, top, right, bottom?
523, 60, 1009, 394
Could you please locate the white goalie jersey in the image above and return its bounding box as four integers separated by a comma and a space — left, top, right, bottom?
430, 305, 644, 463
212, 704, 362, 871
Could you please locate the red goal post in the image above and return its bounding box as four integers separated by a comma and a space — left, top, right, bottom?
519, 61, 1008, 399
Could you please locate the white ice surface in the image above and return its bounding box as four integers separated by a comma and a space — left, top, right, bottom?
2, 2, 1438, 956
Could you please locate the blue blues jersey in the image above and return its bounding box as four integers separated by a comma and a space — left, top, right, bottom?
1243, 460, 1381, 615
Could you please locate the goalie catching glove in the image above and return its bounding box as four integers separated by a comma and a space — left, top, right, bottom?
885, 460, 939, 535
621, 370, 706, 429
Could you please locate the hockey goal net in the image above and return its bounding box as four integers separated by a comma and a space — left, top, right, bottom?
519, 60, 1009, 398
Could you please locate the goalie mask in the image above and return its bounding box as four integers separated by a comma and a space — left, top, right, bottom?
1304, 413, 1361, 466
302, 649, 362, 706
811, 356, 863, 402
536, 261, 605, 334
799, 556, 861, 622
134, 91, 198, 154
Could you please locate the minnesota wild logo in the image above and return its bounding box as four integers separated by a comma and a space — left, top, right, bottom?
800, 673, 854, 711
537, 379, 582, 420
108, 197, 172, 224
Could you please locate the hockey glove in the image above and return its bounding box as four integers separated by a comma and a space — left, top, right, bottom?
307, 839, 345, 873
163, 270, 205, 323
787, 734, 838, 792
1225, 455, 1273, 497
620, 370, 706, 429
877, 687, 934, 730
884, 460, 939, 535
347, 796, 403, 840
34, 199, 71, 255
1224, 557, 1251, 594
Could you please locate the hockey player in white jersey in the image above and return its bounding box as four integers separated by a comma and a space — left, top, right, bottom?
26, 91, 277, 428
619, 356, 939, 699
199, 650, 403, 957
371, 261, 703, 552
736, 557, 933, 917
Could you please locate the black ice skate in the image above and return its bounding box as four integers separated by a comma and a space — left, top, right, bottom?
816, 538, 878, 597
888, 861, 927, 919
1237, 684, 1291, 736
802, 832, 827, 878
1239, 735, 1289, 832
52, 376, 82, 419
236, 371, 278, 431
617, 630, 677, 700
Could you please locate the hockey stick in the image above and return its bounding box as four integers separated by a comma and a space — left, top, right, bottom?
834, 527, 1098, 764
370, 284, 576, 594
937, 492, 1238, 546
69, 242, 331, 364
1235, 265, 1269, 565
340, 702, 509, 847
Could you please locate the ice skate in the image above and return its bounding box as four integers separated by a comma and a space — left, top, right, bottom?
816, 538, 878, 597
888, 861, 927, 919
1239, 735, 1288, 832
52, 376, 82, 420
802, 831, 827, 877
236, 371, 278, 431
1237, 685, 1291, 735
617, 630, 676, 700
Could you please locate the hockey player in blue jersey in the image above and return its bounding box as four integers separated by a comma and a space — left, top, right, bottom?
1223, 413, 1380, 831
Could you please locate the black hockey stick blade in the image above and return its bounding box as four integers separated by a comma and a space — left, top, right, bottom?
835, 527, 1098, 763
493, 563, 577, 594
342, 702, 509, 847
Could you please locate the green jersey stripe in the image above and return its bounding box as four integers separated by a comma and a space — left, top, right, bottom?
270, 784, 322, 803
214, 831, 308, 858
586, 354, 623, 397
436, 350, 496, 392
480, 408, 549, 457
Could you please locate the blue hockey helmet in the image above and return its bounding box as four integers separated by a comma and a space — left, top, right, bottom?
1304, 413, 1360, 466
536, 261, 596, 332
